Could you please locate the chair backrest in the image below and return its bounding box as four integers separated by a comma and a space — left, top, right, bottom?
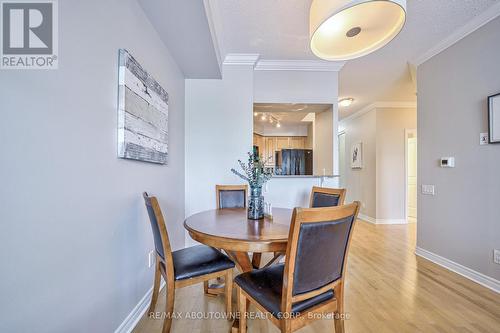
142, 192, 173, 268
309, 186, 346, 208
281, 202, 360, 308
216, 185, 248, 209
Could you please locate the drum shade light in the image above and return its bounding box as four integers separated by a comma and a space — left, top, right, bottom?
310, 0, 406, 61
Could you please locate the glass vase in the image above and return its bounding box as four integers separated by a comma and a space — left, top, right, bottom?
248, 186, 264, 220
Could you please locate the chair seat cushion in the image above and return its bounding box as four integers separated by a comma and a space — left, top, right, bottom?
171, 245, 235, 281
234, 264, 334, 318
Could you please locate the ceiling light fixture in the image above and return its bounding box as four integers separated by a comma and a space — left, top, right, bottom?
310, 0, 407, 61
254, 112, 258, 116
261, 114, 267, 121
339, 98, 354, 107
276, 122, 281, 128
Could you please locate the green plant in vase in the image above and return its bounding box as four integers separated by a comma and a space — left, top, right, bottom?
231, 151, 273, 219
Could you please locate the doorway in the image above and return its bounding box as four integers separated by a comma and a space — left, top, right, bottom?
405, 129, 417, 223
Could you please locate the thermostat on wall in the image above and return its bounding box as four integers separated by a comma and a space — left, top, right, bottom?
440, 157, 455, 168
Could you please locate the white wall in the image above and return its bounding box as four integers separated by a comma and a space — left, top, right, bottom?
417, 16, 500, 284
254, 70, 340, 175
313, 108, 334, 175
184, 65, 254, 242
264, 176, 340, 208
306, 123, 314, 149
185, 66, 340, 245
0, 1, 185, 332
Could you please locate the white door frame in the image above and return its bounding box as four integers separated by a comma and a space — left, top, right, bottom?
338, 130, 346, 187
405, 129, 417, 223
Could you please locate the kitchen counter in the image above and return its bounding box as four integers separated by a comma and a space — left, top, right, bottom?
272, 175, 340, 178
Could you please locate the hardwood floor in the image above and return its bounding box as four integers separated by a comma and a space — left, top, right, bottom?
133, 221, 500, 333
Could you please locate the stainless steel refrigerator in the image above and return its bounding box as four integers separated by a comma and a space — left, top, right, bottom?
275, 149, 313, 175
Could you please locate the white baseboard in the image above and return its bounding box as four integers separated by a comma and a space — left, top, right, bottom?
415, 247, 500, 294
358, 214, 407, 225
358, 213, 376, 224
375, 219, 407, 225
114, 279, 166, 333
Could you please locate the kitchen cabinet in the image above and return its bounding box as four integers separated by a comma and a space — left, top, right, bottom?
253, 133, 265, 158
276, 137, 290, 151
264, 137, 276, 165
254, 134, 308, 167
290, 137, 305, 149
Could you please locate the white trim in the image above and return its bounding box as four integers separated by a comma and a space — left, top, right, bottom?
340, 103, 377, 124
340, 101, 416, 124
375, 219, 407, 225
223, 54, 260, 67
358, 214, 408, 225
255, 59, 345, 72
404, 129, 417, 224
114, 280, 166, 333
203, 0, 225, 68
412, 2, 500, 66
415, 247, 500, 294
358, 213, 376, 224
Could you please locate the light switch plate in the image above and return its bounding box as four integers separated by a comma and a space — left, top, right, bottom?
148, 250, 155, 268
494, 249, 500, 265
480, 133, 489, 145
422, 185, 435, 195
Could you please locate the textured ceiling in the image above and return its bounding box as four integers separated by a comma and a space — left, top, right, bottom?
210, 0, 500, 117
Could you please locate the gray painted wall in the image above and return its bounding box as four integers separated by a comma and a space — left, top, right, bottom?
418, 17, 500, 281
0, 0, 185, 332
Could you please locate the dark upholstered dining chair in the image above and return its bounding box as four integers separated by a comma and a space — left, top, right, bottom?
143, 192, 235, 333
203, 185, 249, 295
215, 184, 265, 270
235, 202, 360, 333
216, 184, 248, 209
309, 186, 346, 208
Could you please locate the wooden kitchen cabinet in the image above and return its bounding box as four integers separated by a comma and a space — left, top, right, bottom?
290, 137, 305, 149
254, 134, 308, 167
264, 137, 276, 165
253, 133, 265, 158
276, 137, 290, 151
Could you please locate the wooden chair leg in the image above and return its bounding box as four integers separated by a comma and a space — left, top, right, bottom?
251, 252, 262, 269
281, 319, 292, 333
225, 269, 233, 317
162, 284, 175, 333
333, 283, 345, 333
204, 280, 209, 294
148, 261, 161, 316
263, 252, 284, 268
238, 287, 247, 333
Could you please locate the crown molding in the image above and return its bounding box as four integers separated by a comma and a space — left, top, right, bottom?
412, 2, 500, 67
340, 101, 417, 124
203, 0, 225, 68
255, 59, 345, 72
223, 54, 260, 67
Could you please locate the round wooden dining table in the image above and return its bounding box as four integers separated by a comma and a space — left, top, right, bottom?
184, 208, 293, 333
184, 207, 293, 273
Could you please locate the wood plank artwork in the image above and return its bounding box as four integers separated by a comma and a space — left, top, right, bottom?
118, 49, 169, 164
